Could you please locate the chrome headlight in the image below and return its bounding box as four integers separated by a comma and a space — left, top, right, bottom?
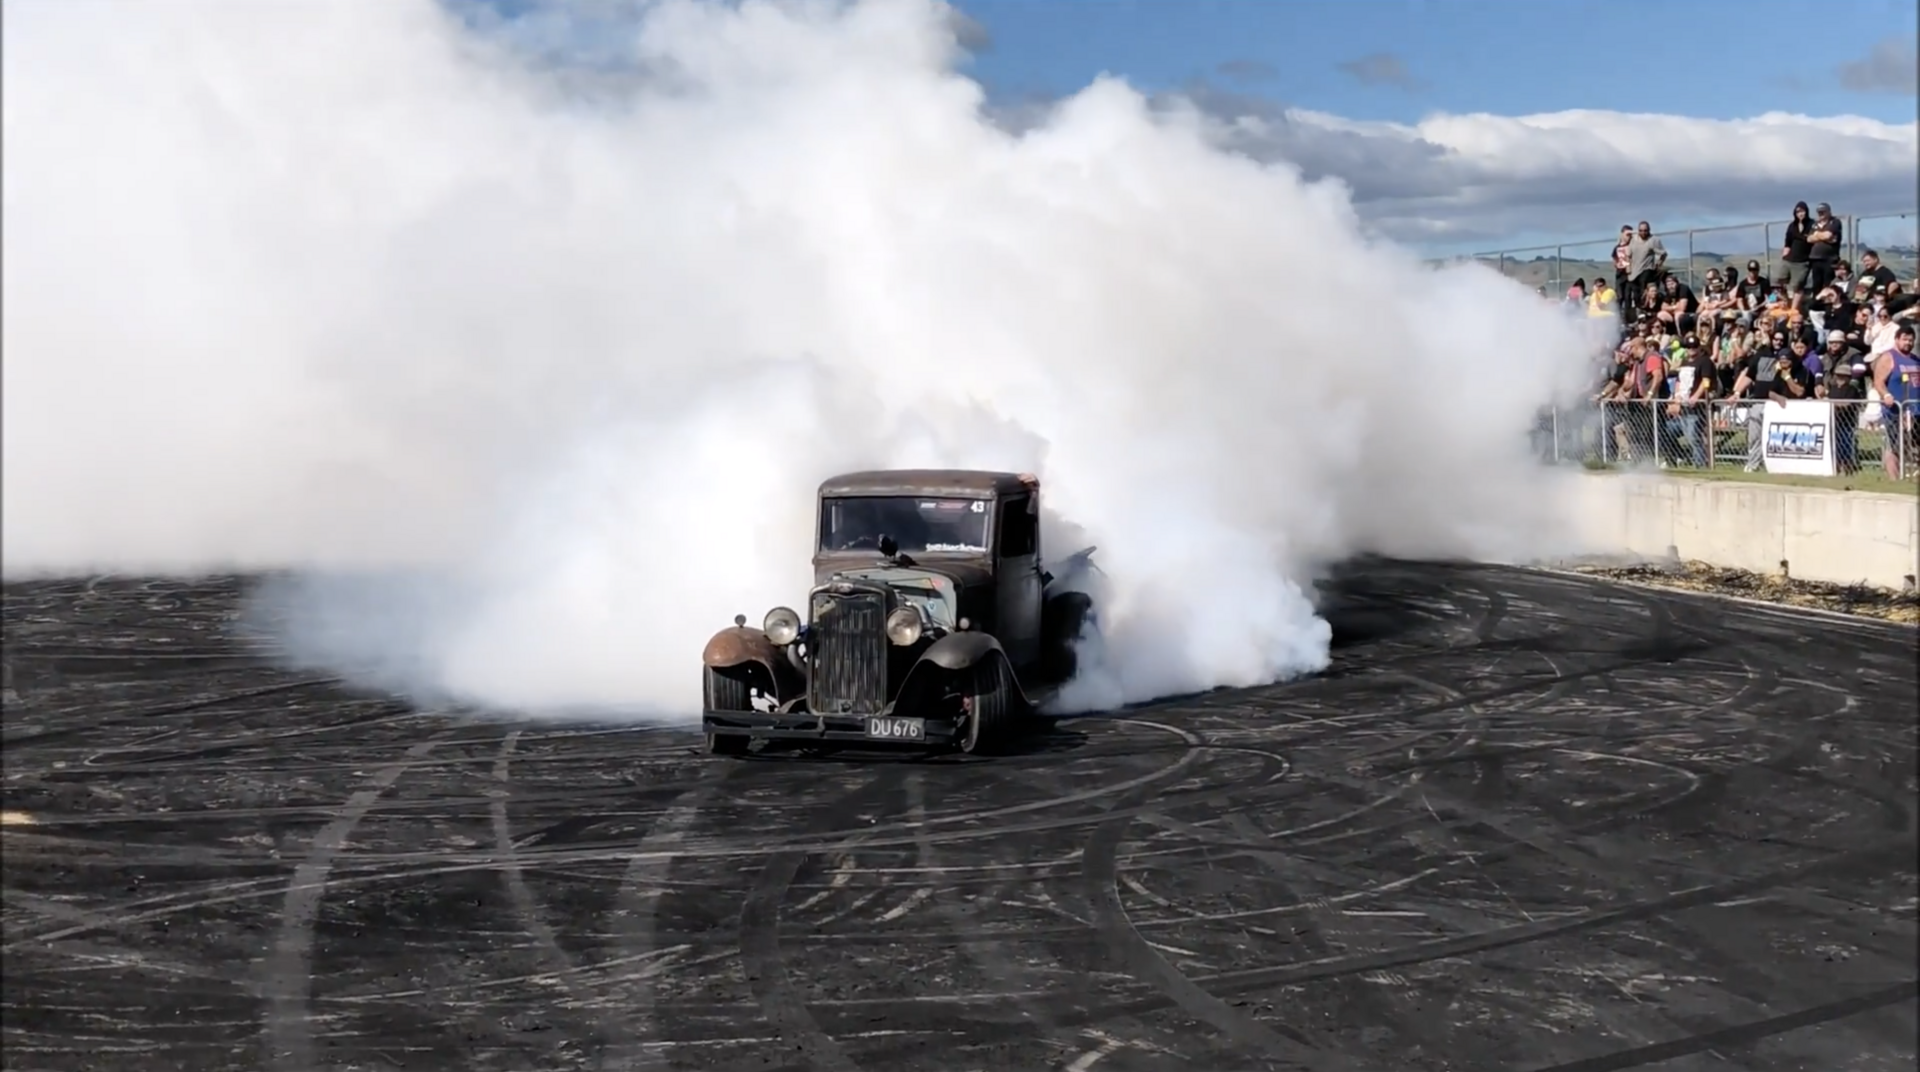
764, 606, 801, 646
885, 606, 923, 647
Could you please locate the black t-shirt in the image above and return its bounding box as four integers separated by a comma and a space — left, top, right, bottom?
1660, 282, 1698, 314
1672, 352, 1717, 402
1864, 265, 1898, 289
1783, 218, 1812, 263
1827, 299, 1860, 333
1735, 274, 1769, 308
1745, 349, 1813, 399
1808, 216, 1842, 261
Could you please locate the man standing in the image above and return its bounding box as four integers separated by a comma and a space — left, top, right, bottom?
1806, 203, 1843, 298
1731, 331, 1816, 471
1612, 226, 1634, 326
1869, 324, 1919, 479
1819, 333, 1868, 474
1664, 338, 1717, 467
1627, 222, 1667, 317
1781, 202, 1813, 299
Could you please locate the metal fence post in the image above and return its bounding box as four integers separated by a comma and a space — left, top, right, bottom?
1763, 222, 1773, 281
1685, 229, 1696, 288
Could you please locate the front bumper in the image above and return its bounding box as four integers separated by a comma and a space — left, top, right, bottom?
703, 709, 962, 746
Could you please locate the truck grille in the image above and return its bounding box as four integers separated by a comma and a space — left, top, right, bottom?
809, 589, 888, 715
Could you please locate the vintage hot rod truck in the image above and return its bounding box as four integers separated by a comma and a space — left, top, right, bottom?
699, 469, 1097, 755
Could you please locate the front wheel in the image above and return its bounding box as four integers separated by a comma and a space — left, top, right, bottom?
958, 659, 1014, 755
705, 730, 750, 756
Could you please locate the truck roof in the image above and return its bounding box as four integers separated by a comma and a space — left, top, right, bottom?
817, 469, 1034, 499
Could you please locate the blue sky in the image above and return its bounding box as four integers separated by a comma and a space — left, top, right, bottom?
955, 0, 1919, 125
458, 0, 1918, 258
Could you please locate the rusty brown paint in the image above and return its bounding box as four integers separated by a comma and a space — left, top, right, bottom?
702, 626, 777, 672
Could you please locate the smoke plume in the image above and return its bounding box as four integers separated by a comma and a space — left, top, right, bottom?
1, 0, 1600, 720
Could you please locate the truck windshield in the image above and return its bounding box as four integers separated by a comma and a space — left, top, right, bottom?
820, 496, 990, 553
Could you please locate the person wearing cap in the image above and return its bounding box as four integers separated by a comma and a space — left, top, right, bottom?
1653, 273, 1698, 335
1869, 323, 1920, 478
1818, 333, 1869, 474
1806, 203, 1843, 298
1734, 259, 1769, 321
1698, 268, 1739, 331
1780, 202, 1814, 297
1729, 326, 1816, 471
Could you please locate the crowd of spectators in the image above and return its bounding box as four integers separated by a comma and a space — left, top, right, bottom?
1552, 205, 1919, 478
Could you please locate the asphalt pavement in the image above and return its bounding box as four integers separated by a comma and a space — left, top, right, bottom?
2, 560, 1915, 1072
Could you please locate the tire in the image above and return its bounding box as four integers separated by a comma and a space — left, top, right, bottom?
958, 658, 1012, 755
706, 730, 750, 756
704, 666, 755, 757
1041, 592, 1094, 682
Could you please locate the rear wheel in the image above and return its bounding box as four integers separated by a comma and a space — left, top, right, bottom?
958, 659, 1012, 755
704, 666, 755, 756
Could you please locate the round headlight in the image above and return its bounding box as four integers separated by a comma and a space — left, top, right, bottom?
764, 606, 801, 646
885, 607, 923, 647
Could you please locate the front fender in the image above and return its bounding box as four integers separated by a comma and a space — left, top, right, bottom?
702, 626, 781, 691
915, 631, 1003, 672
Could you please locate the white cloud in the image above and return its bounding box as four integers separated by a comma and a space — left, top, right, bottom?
1143, 90, 1920, 248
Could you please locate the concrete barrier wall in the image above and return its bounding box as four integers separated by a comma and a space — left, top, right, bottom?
1569, 474, 1919, 590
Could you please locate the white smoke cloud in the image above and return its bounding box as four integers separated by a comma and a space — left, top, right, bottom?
1, 0, 1601, 721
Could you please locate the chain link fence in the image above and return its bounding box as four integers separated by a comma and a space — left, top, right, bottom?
1536, 398, 1920, 481
1456, 211, 1918, 294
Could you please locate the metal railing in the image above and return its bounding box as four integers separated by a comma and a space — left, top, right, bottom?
1454, 211, 1919, 295
1535, 397, 1920, 482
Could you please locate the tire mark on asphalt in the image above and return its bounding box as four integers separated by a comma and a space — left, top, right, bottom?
737, 768, 903, 1072
598, 764, 734, 1072
1217, 811, 1460, 1065
1522, 979, 1919, 1072
490, 728, 635, 1061
1195, 833, 1917, 995
902, 768, 1113, 1065
747, 830, 1913, 1070
1083, 805, 1349, 1071
259, 729, 451, 1072
1, 677, 343, 748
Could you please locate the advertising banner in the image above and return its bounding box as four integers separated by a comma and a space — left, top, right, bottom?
1759, 399, 1837, 477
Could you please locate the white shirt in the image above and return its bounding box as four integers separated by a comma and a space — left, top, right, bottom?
1867, 318, 1900, 357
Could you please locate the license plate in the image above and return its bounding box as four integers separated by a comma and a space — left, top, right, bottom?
864, 716, 925, 741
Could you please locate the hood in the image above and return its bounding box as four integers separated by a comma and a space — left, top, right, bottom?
818, 563, 985, 632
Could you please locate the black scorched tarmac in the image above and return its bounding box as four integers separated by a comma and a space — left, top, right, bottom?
2, 561, 1916, 1072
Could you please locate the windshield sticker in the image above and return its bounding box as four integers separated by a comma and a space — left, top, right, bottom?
923, 542, 987, 552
